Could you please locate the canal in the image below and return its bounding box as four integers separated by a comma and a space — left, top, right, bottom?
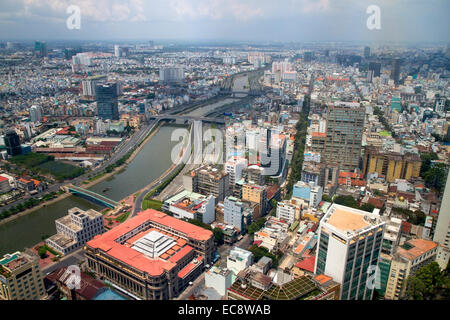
0, 125, 185, 255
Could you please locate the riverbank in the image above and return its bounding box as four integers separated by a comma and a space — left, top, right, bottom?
0, 192, 72, 227
80, 122, 163, 190
0, 122, 164, 227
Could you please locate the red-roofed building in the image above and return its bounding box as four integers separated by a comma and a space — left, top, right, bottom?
84, 209, 214, 300
294, 255, 316, 273
0, 175, 11, 193
338, 171, 366, 187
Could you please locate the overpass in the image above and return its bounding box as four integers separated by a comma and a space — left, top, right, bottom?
68, 185, 119, 209
148, 114, 225, 124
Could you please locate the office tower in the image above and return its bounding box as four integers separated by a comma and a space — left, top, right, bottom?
95, 82, 119, 120
384, 239, 438, 300
224, 196, 245, 231
114, 45, 121, 57
0, 251, 46, 300
63, 48, 77, 60
433, 172, 450, 270
34, 41, 47, 57
159, 66, 185, 83
367, 70, 373, 83
84, 209, 214, 300
369, 61, 381, 78
364, 46, 371, 59
82, 75, 107, 97
29, 105, 42, 123
314, 203, 386, 300
303, 52, 314, 62
4, 130, 22, 156
322, 102, 365, 171
391, 58, 401, 85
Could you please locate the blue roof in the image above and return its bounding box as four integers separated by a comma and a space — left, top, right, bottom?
94, 288, 128, 300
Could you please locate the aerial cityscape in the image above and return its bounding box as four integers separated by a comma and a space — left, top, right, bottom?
0, 0, 449, 305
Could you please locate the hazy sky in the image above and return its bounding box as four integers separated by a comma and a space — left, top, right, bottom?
0, 0, 449, 43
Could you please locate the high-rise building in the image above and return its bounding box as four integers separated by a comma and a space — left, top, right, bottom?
391, 58, 401, 85
362, 147, 422, 182
34, 41, 47, 57
322, 102, 365, 171
369, 61, 381, 78
0, 251, 46, 300
224, 196, 245, 231
314, 203, 385, 300
95, 82, 119, 120
29, 105, 42, 123
82, 75, 107, 97
183, 165, 230, 203
4, 130, 22, 157
433, 172, 450, 270
364, 46, 371, 59
159, 66, 185, 83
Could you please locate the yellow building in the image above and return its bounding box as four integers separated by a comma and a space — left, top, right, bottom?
363, 147, 421, 182
0, 251, 46, 300
242, 183, 267, 219
384, 239, 438, 300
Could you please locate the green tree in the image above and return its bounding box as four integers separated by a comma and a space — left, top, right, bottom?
213, 228, 224, 245
405, 262, 447, 300
405, 276, 426, 300
38, 246, 47, 259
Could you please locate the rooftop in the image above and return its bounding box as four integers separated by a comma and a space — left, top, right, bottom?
397, 238, 438, 261
323, 204, 384, 236
86, 209, 212, 277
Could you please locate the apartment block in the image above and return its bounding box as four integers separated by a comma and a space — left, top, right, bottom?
0, 251, 46, 300
385, 239, 438, 300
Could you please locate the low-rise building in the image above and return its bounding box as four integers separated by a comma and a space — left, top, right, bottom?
46, 207, 104, 255
227, 247, 253, 276
164, 190, 215, 224
205, 266, 234, 297
385, 238, 438, 300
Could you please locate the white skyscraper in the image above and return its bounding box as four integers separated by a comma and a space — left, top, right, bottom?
314, 203, 386, 300
433, 172, 450, 270
29, 105, 42, 123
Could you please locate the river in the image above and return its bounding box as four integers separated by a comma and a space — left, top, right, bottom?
0, 125, 184, 255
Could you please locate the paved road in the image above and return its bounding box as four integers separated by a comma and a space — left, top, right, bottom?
176, 273, 206, 300
42, 248, 85, 274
